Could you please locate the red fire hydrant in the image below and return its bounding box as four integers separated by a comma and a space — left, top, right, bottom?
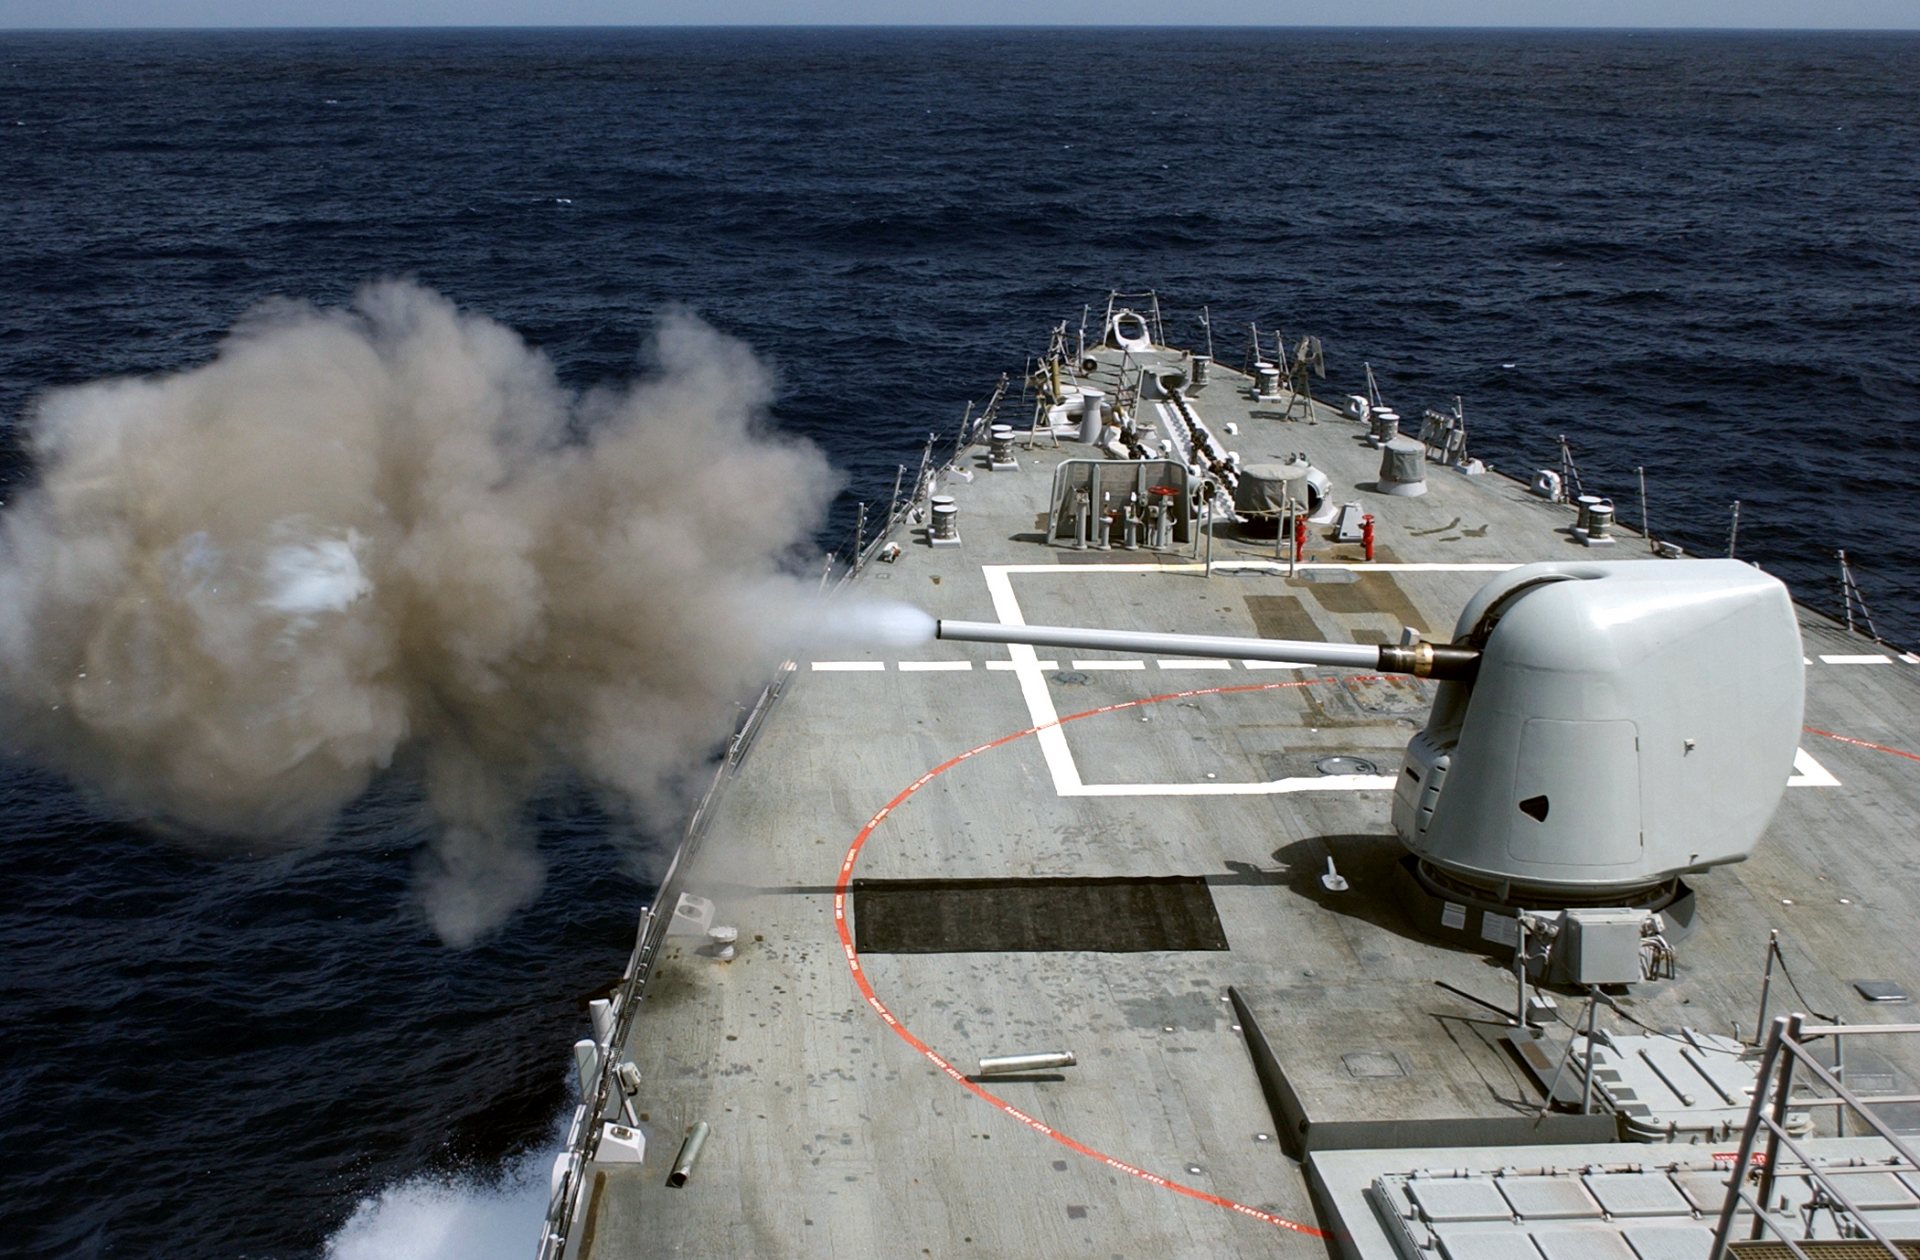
1294, 513, 1309, 560
1361, 514, 1376, 563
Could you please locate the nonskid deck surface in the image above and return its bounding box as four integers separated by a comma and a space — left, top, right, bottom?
569, 347, 1920, 1259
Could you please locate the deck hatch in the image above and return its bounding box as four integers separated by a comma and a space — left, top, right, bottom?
851, 875, 1228, 953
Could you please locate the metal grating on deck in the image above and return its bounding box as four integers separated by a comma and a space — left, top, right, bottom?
1725, 1242, 1920, 1258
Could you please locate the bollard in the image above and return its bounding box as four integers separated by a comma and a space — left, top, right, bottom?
988, 424, 1016, 470
1584, 501, 1617, 547
929, 495, 960, 548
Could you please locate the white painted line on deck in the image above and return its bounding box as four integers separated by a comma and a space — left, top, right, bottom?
982, 567, 1083, 794
897, 660, 974, 672
1902, 653, 1920, 664
1820, 654, 1893, 665
1789, 747, 1841, 788
1155, 658, 1232, 670
1071, 659, 1147, 671
987, 659, 1057, 671
1240, 660, 1313, 671
811, 661, 886, 672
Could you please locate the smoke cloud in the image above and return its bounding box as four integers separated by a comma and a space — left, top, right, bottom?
791, 597, 936, 650
0, 281, 839, 945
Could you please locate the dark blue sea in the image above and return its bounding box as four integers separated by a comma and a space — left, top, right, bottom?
2, 26, 1917, 1260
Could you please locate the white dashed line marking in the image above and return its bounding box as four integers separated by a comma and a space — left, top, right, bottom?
1071, 660, 1147, 671
1155, 659, 1231, 670
1821, 654, 1893, 665
811, 661, 886, 672
897, 661, 974, 672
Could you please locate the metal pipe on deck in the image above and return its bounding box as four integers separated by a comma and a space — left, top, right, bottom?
934, 619, 1480, 682
667, 1121, 710, 1188
978, 1051, 1077, 1075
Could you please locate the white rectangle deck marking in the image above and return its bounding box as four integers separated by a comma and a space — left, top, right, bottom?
1240, 660, 1313, 671
810, 661, 886, 672
1820, 654, 1893, 665
980, 563, 1840, 801
1155, 659, 1231, 670
897, 661, 974, 672
1902, 653, 1920, 664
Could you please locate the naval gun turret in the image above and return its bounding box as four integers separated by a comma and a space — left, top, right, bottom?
937, 560, 1804, 925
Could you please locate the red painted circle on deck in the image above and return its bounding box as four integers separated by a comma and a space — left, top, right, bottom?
1806, 726, 1920, 764
832, 677, 1341, 1239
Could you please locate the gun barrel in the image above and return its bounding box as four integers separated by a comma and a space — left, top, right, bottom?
934, 619, 1478, 682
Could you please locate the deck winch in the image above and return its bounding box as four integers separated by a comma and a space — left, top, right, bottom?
937, 560, 1804, 920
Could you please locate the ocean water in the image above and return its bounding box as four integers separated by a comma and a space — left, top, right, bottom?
1, 26, 1916, 1259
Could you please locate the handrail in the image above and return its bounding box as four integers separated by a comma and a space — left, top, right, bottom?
1710, 1014, 1920, 1258
536, 378, 962, 1260
536, 663, 787, 1260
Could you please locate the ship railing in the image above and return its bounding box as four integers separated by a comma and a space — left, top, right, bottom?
1709, 1013, 1920, 1258
1100, 289, 1165, 346
824, 368, 1018, 583
535, 655, 798, 1258
949, 372, 1010, 467
820, 427, 947, 584
539, 406, 976, 1255
1536, 444, 1915, 652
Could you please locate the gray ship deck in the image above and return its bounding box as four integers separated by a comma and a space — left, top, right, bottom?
564, 341, 1920, 1259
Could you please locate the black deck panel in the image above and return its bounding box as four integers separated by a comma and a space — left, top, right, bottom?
852, 875, 1230, 953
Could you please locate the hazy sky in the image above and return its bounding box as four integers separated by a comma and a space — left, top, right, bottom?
1, 0, 1915, 29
